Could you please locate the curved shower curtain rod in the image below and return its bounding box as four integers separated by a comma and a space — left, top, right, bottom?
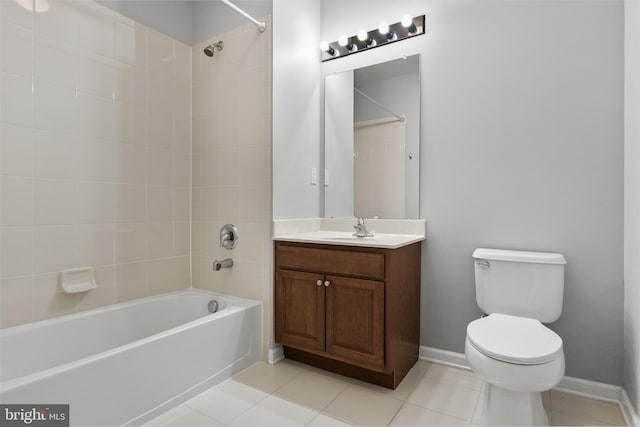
220, 0, 267, 32
354, 87, 405, 123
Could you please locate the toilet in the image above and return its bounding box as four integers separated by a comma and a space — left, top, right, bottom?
465, 248, 567, 426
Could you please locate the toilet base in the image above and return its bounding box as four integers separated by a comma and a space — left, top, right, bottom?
475, 382, 549, 426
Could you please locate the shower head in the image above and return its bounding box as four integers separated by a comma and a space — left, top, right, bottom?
204, 41, 224, 57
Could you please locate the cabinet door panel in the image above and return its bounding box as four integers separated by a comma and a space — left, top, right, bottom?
325, 275, 385, 370
275, 270, 325, 352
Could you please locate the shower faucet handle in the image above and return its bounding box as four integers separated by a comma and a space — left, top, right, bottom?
220, 224, 239, 250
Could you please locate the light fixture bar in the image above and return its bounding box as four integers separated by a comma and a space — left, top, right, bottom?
320, 15, 425, 62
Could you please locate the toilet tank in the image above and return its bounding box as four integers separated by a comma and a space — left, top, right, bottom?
473, 248, 567, 323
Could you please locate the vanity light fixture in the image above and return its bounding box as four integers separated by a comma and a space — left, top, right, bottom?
319, 40, 338, 57
357, 30, 376, 48
378, 22, 397, 41
320, 15, 425, 62
338, 35, 357, 52
401, 15, 419, 35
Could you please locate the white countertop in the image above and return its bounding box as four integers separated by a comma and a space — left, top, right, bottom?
274, 230, 425, 249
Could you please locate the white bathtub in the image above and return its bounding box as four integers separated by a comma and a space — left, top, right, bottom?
0, 289, 262, 426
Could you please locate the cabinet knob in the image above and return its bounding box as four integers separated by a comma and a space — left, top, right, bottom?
324, 280, 330, 287
316, 280, 323, 286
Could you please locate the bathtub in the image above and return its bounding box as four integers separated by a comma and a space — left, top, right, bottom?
0, 289, 262, 426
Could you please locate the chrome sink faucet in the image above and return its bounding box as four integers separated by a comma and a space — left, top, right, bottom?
353, 217, 374, 238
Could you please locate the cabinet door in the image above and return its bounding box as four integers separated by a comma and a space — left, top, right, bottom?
325, 275, 385, 370
275, 270, 325, 352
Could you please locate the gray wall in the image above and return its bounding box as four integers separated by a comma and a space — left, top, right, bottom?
624, 0, 640, 415
97, 0, 194, 45
320, 0, 624, 385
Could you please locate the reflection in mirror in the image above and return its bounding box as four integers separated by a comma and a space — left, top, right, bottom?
324, 55, 420, 219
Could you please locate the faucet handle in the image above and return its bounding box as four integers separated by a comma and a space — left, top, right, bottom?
220, 224, 239, 250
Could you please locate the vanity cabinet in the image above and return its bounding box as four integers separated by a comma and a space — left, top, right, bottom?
274, 240, 421, 389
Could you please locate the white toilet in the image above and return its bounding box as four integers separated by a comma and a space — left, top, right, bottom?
465, 248, 567, 426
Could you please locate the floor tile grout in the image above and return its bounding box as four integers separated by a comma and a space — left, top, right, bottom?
185, 405, 226, 426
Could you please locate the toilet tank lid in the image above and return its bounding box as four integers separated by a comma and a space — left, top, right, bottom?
473, 248, 567, 265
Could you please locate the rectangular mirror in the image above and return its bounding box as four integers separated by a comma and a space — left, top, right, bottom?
324, 54, 420, 219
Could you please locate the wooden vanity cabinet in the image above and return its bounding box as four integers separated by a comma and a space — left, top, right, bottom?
274, 240, 421, 389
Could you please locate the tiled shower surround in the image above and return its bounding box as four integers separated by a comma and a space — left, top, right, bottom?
0, 1, 192, 326
0, 0, 273, 354
191, 20, 273, 356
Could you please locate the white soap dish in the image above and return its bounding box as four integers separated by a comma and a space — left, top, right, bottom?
59, 267, 98, 294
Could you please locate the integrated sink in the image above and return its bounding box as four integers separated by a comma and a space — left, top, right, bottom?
318, 233, 400, 242
275, 230, 424, 249
272, 218, 426, 249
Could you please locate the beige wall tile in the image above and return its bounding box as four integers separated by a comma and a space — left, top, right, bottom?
114, 262, 147, 303
33, 273, 78, 321
0, 2, 192, 329
0, 276, 33, 328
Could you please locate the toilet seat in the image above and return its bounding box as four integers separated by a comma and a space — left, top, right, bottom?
467, 313, 563, 365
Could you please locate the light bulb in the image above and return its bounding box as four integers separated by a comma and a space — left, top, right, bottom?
338, 35, 348, 47
401, 15, 418, 35
357, 30, 368, 42
319, 40, 337, 57
379, 22, 396, 41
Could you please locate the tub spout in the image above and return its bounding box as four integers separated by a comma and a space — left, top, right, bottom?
213, 258, 233, 271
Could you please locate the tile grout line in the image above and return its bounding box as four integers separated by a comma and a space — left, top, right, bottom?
223, 364, 308, 425
385, 400, 407, 427
315, 384, 357, 426
186, 404, 229, 426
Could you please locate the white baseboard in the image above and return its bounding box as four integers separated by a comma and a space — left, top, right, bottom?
268, 344, 284, 364
621, 388, 640, 427
419, 345, 636, 423
419, 345, 471, 371
555, 376, 621, 403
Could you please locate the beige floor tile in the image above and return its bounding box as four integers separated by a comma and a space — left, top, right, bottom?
184, 378, 268, 424
416, 360, 433, 375
407, 376, 480, 421
550, 391, 626, 426
274, 370, 350, 412
143, 404, 223, 426
145, 361, 630, 427
390, 402, 470, 426
307, 413, 354, 426
232, 360, 304, 393
324, 384, 403, 426
351, 362, 427, 400
424, 363, 483, 391
230, 395, 319, 426
543, 390, 552, 411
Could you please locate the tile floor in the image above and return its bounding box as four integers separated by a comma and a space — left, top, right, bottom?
144, 359, 627, 426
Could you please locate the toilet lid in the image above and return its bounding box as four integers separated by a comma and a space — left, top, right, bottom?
467, 313, 563, 365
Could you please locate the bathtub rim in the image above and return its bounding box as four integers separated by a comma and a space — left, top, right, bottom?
0, 288, 262, 391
